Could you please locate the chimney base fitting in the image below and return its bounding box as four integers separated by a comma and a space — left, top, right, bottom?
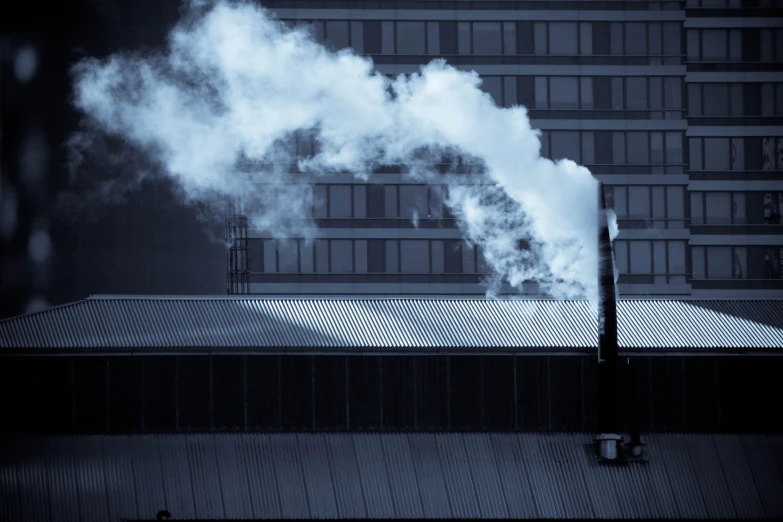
597, 434, 623, 460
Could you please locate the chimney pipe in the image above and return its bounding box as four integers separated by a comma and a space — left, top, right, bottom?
596, 182, 622, 460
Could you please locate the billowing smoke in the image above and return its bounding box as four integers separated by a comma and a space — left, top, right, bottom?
70, 0, 611, 300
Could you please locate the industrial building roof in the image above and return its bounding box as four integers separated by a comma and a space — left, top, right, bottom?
1, 296, 782, 354
2, 432, 782, 521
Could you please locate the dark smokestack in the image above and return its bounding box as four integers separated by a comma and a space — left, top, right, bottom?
597, 183, 617, 363
596, 182, 622, 460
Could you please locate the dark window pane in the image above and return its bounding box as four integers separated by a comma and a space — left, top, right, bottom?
368, 240, 386, 272
595, 131, 613, 164
351, 21, 363, 54
688, 84, 702, 116
705, 192, 731, 224
355, 240, 368, 273
593, 22, 611, 55
329, 185, 351, 218
503, 22, 516, 55
427, 22, 440, 55
480, 76, 502, 105
439, 22, 457, 55
702, 30, 728, 61
431, 240, 445, 273
627, 132, 650, 165
386, 240, 399, 273
663, 23, 681, 59
363, 21, 382, 54
326, 21, 349, 51
517, 76, 534, 109
397, 22, 425, 55
504, 77, 517, 108
315, 239, 328, 273
612, 132, 626, 164
331, 240, 353, 273
517, 21, 534, 55
664, 77, 681, 110
626, 77, 648, 110
628, 186, 650, 219
550, 131, 580, 162
382, 22, 394, 54
743, 83, 761, 116
707, 247, 732, 279
549, 23, 577, 55
549, 77, 579, 110
625, 23, 647, 56
400, 185, 428, 220
278, 239, 298, 273
445, 240, 463, 273
473, 22, 501, 55
594, 77, 612, 110
630, 241, 652, 274
458, 22, 471, 54
366, 185, 385, 218
666, 132, 683, 165
401, 240, 429, 273
704, 138, 730, 170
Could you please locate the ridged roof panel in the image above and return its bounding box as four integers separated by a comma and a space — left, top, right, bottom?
1, 297, 782, 352
2, 433, 781, 521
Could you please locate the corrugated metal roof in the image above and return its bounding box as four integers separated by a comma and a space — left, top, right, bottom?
1, 296, 783, 353
2, 433, 782, 520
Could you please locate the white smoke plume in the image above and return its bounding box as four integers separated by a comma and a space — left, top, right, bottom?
70, 0, 610, 300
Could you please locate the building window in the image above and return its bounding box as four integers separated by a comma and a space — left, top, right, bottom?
691, 246, 747, 279
400, 240, 429, 273
614, 240, 686, 282
690, 192, 747, 225
473, 22, 502, 55
397, 22, 425, 55
549, 23, 578, 55
766, 247, 782, 279
549, 77, 579, 110
765, 193, 783, 224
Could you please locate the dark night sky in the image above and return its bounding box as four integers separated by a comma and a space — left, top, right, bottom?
1, 0, 226, 318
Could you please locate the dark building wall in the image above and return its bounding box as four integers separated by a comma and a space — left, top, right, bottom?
2, 354, 780, 435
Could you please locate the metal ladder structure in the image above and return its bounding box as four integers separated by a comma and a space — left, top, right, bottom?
225, 198, 249, 295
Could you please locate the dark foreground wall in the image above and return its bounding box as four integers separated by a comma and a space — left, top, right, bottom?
1, 355, 780, 435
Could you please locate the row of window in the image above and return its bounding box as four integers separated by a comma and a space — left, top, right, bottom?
270, 1, 684, 10
690, 191, 783, 225
689, 137, 783, 171
539, 130, 684, 172
251, 239, 490, 274
248, 237, 783, 282
290, 20, 682, 61
692, 246, 782, 279
686, 28, 783, 63
287, 130, 685, 174
310, 184, 783, 228
605, 185, 685, 227
313, 184, 446, 219
687, 0, 783, 7
688, 83, 783, 118
501, 76, 683, 113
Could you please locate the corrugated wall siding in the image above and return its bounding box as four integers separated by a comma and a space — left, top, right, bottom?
1, 355, 781, 435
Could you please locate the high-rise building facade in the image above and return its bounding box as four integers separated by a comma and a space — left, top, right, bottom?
227, 0, 783, 298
